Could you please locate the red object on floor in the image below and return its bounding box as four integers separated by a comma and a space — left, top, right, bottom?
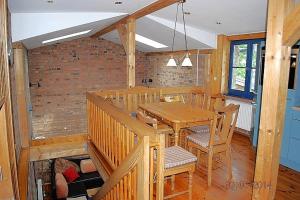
63, 166, 79, 183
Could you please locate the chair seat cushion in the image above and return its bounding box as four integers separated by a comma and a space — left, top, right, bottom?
187, 131, 220, 147
165, 146, 197, 169
187, 125, 209, 134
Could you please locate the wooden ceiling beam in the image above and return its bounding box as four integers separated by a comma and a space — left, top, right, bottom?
145, 49, 214, 56
227, 32, 266, 41
91, 0, 181, 38
283, 3, 300, 46
116, 23, 128, 54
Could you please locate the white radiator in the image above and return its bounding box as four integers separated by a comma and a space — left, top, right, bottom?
225, 98, 254, 133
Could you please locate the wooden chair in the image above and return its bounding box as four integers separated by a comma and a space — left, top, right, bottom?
162, 95, 185, 103
178, 92, 212, 147
186, 104, 240, 186
136, 111, 197, 200
191, 92, 211, 110
137, 109, 174, 146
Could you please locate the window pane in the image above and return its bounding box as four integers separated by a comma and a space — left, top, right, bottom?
250, 69, 256, 92
252, 44, 259, 68
231, 68, 246, 91
233, 44, 247, 68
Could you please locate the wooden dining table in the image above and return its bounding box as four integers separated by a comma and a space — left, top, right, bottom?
138, 102, 215, 146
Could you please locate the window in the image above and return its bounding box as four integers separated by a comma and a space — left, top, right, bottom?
228, 39, 264, 99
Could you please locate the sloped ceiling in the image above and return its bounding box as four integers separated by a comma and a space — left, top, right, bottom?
9, 0, 269, 51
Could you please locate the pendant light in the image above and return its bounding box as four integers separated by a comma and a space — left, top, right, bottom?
181, 2, 192, 67
166, 3, 179, 67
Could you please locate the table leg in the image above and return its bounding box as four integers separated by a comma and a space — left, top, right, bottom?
174, 131, 179, 146
174, 125, 180, 146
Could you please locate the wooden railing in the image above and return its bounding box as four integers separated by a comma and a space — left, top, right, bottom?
87, 92, 165, 200
95, 86, 223, 112
87, 86, 223, 200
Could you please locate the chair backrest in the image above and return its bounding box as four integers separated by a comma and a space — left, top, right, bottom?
162, 95, 185, 103
136, 110, 158, 129
192, 92, 211, 110
209, 104, 240, 147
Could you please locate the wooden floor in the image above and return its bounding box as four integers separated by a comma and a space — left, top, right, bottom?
163, 133, 300, 200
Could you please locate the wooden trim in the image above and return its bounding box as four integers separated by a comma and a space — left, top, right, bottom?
30, 133, 87, 146
225, 95, 254, 104
252, 0, 295, 199
18, 148, 29, 200
30, 141, 87, 161
227, 32, 266, 41
91, 0, 181, 38
145, 49, 214, 56
283, 3, 300, 46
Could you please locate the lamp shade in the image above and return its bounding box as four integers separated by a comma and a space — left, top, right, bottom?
167, 57, 177, 67
181, 54, 193, 67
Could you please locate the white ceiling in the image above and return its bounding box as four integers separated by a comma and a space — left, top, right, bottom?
8, 0, 155, 13
103, 17, 213, 52
9, 0, 271, 51
153, 0, 268, 35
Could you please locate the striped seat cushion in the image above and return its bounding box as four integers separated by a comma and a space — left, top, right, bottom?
187, 125, 209, 134
186, 131, 220, 147
164, 146, 197, 169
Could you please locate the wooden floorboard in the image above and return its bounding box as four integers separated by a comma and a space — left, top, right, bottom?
162, 133, 300, 200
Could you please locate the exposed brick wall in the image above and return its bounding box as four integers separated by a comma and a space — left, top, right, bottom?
28, 36, 208, 138
28, 37, 148, 138
145, 53, 208, 87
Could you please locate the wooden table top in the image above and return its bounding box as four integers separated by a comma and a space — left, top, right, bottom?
139, 102, 215, 124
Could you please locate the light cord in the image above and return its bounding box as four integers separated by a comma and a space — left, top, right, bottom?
181, 2, 188, 52
171, 3, 179, 52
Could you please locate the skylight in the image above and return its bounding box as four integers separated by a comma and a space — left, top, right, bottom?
135, 34, 167, 48
42, 30, 91, 44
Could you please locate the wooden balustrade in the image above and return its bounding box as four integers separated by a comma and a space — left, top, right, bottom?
87, 92, 165, 200
94, 86, 223, 113
87, 87, 224, 200
93, 138, 150, 200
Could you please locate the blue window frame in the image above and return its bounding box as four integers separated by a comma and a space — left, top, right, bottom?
228, 39, 264, 99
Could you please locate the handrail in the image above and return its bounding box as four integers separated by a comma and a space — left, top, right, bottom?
87, 91, 165, 200
93, 86, 224, 114
87, 92, 158, 145
95, 86, 205, 97
93, 137, 150, 200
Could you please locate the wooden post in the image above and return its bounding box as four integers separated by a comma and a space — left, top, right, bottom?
0, 0, 19, 198
13, 43, 31, 148
137, 136, 150, 200
252, 0, 294, 199
210, 35, 230, 94
219, 35, 230, 94
156, 133, 165, 200
127, 18, 136, 88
